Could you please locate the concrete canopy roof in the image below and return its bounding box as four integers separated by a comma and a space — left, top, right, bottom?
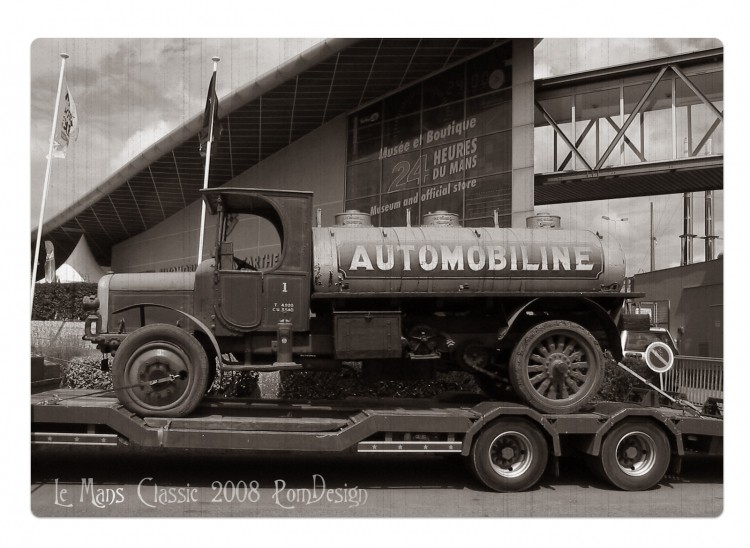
33, 38, 505, 270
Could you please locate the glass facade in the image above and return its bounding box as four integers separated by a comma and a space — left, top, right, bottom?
346, 43, 514, 227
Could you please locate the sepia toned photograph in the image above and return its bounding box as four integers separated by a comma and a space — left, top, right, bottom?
29, 36, 723, 519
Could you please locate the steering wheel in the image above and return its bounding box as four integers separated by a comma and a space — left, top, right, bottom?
232, 256, 257, 271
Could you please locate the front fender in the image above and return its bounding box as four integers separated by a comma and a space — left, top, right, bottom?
112, 303, 223, 366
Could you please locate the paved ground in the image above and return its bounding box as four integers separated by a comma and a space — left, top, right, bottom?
31, 448, 722, 517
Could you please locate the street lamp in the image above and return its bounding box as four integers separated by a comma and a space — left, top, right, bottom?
601, 215, 628, 241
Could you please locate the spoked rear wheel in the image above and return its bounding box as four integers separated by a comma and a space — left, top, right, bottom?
112, 324, 209, 417
509, 320, 604, 414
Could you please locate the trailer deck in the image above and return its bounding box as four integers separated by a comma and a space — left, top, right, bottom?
32, 388, 722, 491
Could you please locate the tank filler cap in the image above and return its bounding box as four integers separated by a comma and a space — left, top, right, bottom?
335, 210, 372, 227
526, 212, 561, 229
422, 211, 460, 227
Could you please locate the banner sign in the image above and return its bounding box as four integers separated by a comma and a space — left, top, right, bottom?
346, 44, 514, 228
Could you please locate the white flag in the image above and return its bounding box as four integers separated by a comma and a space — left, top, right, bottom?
51, 80, 78, 158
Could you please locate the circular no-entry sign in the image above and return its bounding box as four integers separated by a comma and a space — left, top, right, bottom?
645, 341, 674, 373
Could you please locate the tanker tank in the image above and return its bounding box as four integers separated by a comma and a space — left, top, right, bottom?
312, 225, 625, 294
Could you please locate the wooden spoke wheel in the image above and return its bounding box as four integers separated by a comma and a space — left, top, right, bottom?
509, 320, 604, 414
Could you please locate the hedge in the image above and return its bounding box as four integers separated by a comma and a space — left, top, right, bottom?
32, 282, 98, 320
280, 358, 657, 403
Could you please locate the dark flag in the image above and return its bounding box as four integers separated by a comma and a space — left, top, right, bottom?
199, 72, 222, 158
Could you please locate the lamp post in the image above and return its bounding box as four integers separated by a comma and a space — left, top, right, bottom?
601, 215, 629, 247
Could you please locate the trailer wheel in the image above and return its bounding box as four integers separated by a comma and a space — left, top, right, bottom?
509, 320, 604, 414
113, 324, 209, 417
598, 421, 670, 491
469, 419, 548, 492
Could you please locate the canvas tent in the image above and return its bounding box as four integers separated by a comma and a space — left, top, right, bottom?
41, 236, 107, 283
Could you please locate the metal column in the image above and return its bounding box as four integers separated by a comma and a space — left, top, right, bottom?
703, 190, 717, 261
680, 192, 696, 265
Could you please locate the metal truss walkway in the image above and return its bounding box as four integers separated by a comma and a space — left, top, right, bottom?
534, 48, 723, 205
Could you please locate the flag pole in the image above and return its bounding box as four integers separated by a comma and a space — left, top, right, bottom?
197, 56, 220, 264
31, 53, 69, 314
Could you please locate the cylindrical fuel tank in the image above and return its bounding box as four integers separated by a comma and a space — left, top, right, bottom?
312, 226, 625, 294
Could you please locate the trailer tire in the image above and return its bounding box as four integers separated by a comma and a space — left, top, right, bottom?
509, 320, 604, 414
469, 418, 548, 492
598, 420, 670, 491
113, 324, 209, 417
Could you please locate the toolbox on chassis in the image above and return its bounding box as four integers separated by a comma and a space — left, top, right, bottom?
32, 388, 722, 493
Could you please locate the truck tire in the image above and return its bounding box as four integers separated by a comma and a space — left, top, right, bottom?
597, 420, 670, 491
509, 320, 604, 414
468, 418, 548, 492
112, 324, 209, 417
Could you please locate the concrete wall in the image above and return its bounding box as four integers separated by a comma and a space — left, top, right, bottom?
633, 258, 723, 357
112, 114, 348, 272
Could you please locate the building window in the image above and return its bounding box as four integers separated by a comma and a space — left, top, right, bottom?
346, 43, 514, 227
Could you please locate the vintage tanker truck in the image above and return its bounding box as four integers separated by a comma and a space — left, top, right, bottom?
83, 187, 634, 418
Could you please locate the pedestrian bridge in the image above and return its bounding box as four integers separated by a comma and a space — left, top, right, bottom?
534, 48, 722, 205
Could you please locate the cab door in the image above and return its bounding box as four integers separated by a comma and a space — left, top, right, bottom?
214, 243, 262, 330
262, 272, 310, 330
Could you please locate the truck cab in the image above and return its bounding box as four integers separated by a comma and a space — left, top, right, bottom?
194, 188, 313, 335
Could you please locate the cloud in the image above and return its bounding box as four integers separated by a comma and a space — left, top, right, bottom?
535, 38, 723, 79
109, 119, 174, 172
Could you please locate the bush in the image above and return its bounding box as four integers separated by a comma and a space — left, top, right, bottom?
208, 369, 260, 398
280, 366, 481, 400
596, 355, 659, 402
32, 282, 98, 320
61, 356, 112, 390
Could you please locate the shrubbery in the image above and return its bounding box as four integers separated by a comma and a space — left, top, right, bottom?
280, 357, 657, 403
596, 355, 659, 403
32, 282, 98, 320
280, 366, 481, 400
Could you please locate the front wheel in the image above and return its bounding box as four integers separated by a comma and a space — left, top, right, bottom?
508, 320, 604, 414
597, 421, 671, 491
112, 324, 209, 417
468, 418, 548, 492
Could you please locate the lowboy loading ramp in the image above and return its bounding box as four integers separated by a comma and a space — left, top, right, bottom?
32, 389, 722, 492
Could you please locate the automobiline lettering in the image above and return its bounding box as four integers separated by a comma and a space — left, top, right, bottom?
348, 244, 596, 272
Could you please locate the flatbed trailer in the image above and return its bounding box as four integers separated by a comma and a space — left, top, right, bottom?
31, 388, 723, 492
